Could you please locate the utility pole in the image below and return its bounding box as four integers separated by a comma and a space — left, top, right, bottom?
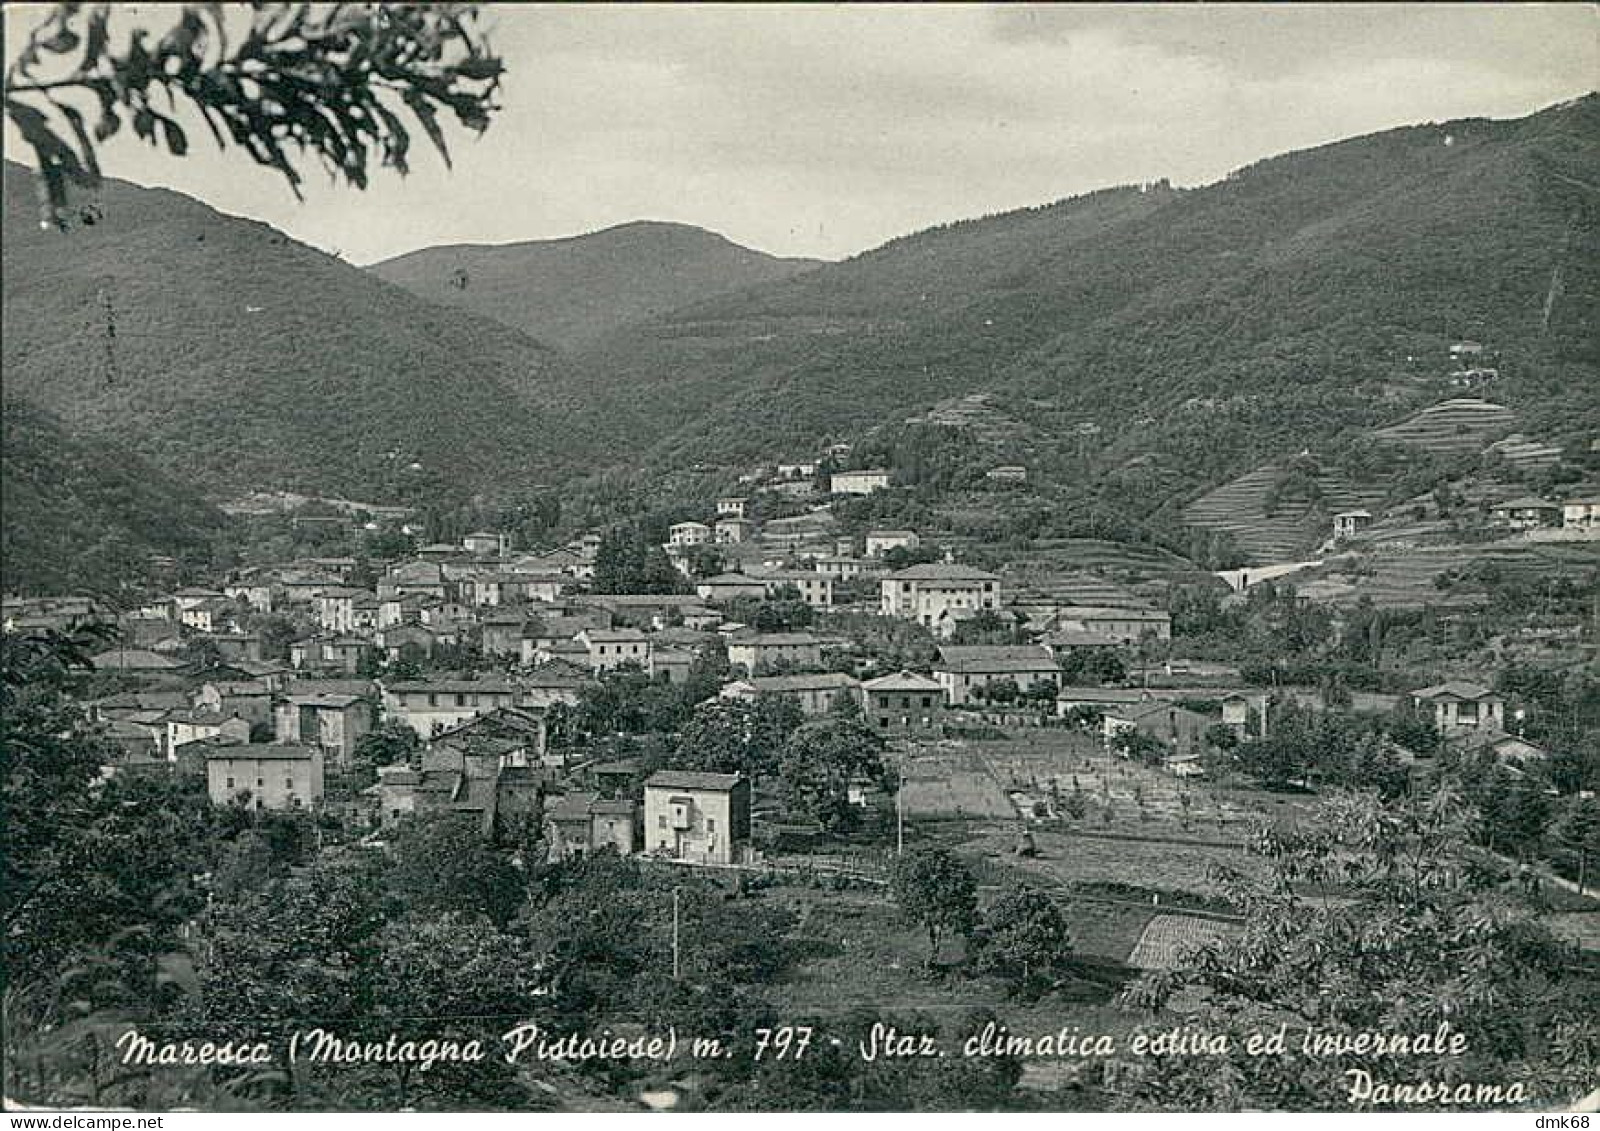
671, 887, 681, 980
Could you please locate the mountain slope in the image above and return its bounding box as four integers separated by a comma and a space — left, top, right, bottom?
563, 183, 1178, 462
368, 221, 822, 350
2, 399, 227, 595
1, 161, 570, 501
559, 96, 1599, 529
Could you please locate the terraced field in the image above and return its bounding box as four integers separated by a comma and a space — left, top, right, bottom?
1298, 541, 1600, 608
1006, 568, 1154, 617
1371, 397, 1517, 454
1183, 465, 1388, 564
1487, 432, 1563, 470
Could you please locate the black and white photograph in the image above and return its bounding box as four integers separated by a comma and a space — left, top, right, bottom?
2, 1, 1598, 1117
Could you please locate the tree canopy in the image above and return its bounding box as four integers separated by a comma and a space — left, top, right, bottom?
5, 3, 502, 229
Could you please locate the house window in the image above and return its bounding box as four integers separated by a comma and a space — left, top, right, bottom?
455, 693, 466, 708
658, 815, 667, 828
256, 778, 264, 787
707, 817, 716, 833
879, 717, 889, 729
922, 696, 932, 708
900, 696, 911, 709
226, 776, 235, 789
285, 777, 294, 790
428, 693, 438, 707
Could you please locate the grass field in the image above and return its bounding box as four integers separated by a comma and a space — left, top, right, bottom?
954, 821, 1263, 900
762, 886, 1143, 1032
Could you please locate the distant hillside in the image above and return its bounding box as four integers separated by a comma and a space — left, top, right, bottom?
558, 95, 1599, 533
1, 161, 570, 501
369, 221, 822, 350
2, 400, 227, 595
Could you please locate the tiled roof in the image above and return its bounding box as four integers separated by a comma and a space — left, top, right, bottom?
582, 628, 649, 642
745, 672, 860, 692
1042, 630, 1122, 648
645, 770, 744, 791
1056, 605, 1169, 620
937, 644, 1054, 665
547, 791, 600, 819
1056, 686, 1148, 703
938, 655, 1059, 675
205, 744, 316, 761
284, 693, 364, 708
861, 670, 944, 693
90, 648, 181, 670
385, 680, 518, 694
887, 563, 999, 582
1412, 681, 1499, 701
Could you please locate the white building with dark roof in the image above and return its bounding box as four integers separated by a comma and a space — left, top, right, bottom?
934, 645, 1060, 705
1048, 605, 1171, 644
830, 469, 891, 496
726, 632, 823, 673
880, 563, 1000, 624
669, 521, 714, 547
720, 671, 862, 716
643, 770, 751, 864
206, 744, 323, 810
1411, 682, 1505, 733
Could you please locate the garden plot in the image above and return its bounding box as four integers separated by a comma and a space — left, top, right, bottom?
964, 732, 1258, 839
1127, 914, 1242, 970
897, 740, 1015, 820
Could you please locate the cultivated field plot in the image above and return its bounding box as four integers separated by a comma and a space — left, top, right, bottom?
1127, 914, 1242, 970
962, 731, 1259, 839
898, 740, 1015, 819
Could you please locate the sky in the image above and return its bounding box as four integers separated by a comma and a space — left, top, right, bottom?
4, 3, 1596, 265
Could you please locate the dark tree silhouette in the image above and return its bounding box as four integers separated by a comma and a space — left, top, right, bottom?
5, 3, 503, 229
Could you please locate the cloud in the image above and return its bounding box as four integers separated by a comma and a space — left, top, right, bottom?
987, 3, 1596, 83
4, 3, 1593, 264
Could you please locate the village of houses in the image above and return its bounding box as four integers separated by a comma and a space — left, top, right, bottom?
7, 439, 1596, 908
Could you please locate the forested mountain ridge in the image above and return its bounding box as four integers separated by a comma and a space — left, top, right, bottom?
3, 96, 1595, 576
1, 399, 227, 594
1, 160, 570, 502
369, 220, 823, 350
556, 95, 1599, 535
